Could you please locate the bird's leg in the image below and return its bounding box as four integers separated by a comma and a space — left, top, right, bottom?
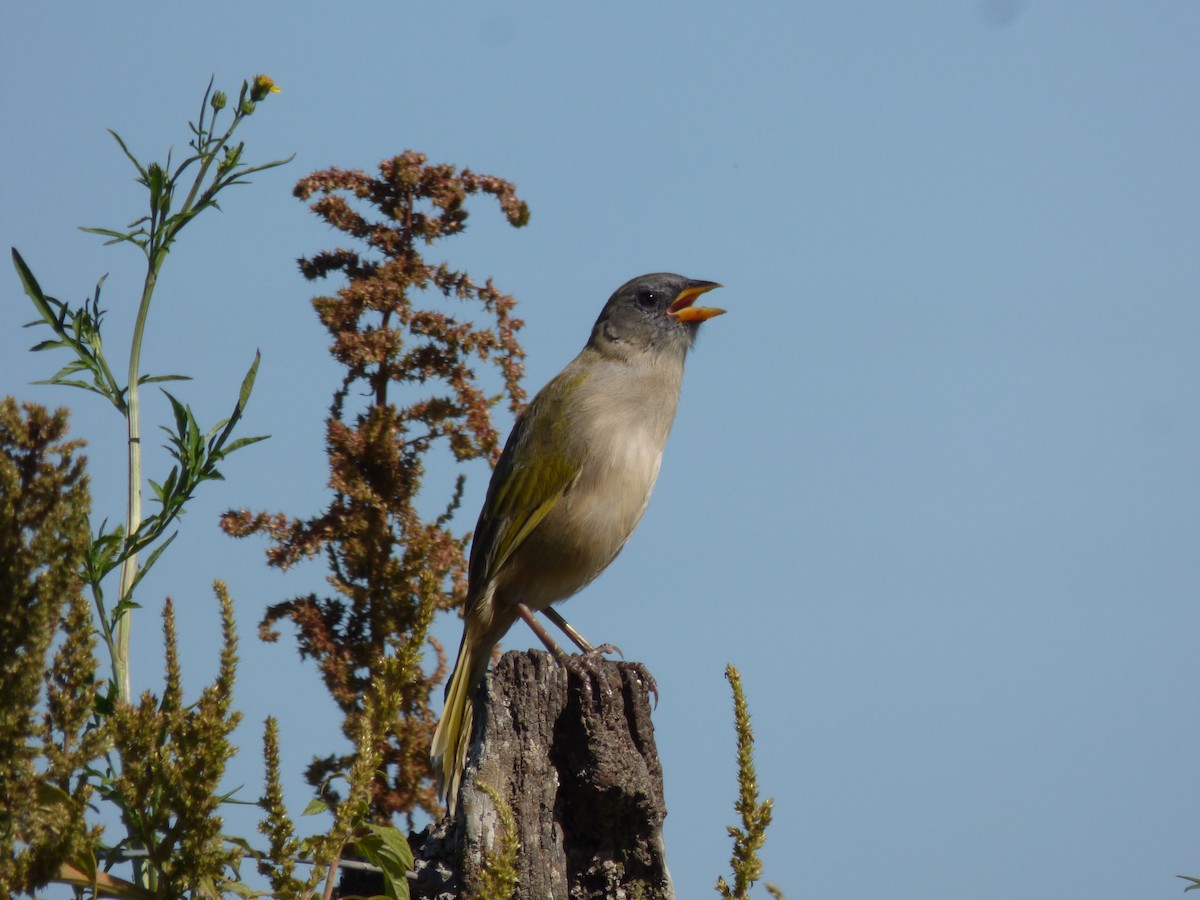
515, 603, 615, 702
514, 602, 570, 662
535, 606, 658, 707
541, 607, 622, 658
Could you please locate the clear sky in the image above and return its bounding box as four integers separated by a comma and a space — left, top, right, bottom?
3, 3, 1199, 898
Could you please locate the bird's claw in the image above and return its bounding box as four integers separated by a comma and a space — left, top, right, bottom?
563, 648, 618, 703
617, 660, 659, 708
559, 647, 658, 709
587, 642, 623, 660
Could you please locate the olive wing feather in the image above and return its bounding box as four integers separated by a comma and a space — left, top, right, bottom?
466, 370, 587, 599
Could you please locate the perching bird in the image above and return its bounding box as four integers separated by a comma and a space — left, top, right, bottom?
430, 272, 724, 808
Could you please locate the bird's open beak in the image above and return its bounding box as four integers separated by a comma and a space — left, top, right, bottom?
667, 281, 725, 323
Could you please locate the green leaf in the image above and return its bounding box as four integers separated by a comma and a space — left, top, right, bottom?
29, 339, 69, 351
85, 526, 126, 584
302, 797, 330, 817
72, 848, 99, 891
208, 351, 264, 454
79, 226, 142, 247
353, 824, 414, 900
222, 880, 261, 899
35, 779, 74, 809
221, 434, 270, 455
11, 247, 57, 327
93, 682, 117, 717
33, 378, 106, 396
139, 373, 192, 385
106, 128, 150, 182
238, 350, 262, 406
42, 358, 99, 385
125, 531, 178, 597
150, 467, 179, 508
241, 153, 297, 177
224, 835, 258, 855
109, 596, 142, 624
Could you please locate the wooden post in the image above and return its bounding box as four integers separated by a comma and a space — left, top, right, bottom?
410, 650, 673, 899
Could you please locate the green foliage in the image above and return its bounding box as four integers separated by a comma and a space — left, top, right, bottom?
2, 70, 556, 900
350, 823, 415, 900
3, 74, 310, 899
80, 75, 291, 265
0, 396, 413, 898
254, 617, 431, 900
0, 399, 107, 895
97, 588, 243, 897
257, 716, 305, 897
11, 73, 287, 704
716, 664, 784, 900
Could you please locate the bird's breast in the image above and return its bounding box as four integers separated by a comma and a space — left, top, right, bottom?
497, 365, 680, 610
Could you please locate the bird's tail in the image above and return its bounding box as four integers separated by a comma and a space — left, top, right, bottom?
431, 627, 490, 810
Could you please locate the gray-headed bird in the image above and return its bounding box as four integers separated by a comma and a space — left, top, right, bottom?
431, 272, 725, 808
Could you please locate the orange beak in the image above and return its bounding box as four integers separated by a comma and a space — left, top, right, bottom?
667, 281, 725, 323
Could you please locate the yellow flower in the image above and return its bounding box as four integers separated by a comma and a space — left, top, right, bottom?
250, 74, 281, 101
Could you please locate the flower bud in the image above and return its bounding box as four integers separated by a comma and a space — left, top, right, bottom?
211, 91, 227, 111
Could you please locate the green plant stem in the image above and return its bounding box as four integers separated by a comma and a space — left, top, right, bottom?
114, 256, 162, 703
111, 102, 226, 703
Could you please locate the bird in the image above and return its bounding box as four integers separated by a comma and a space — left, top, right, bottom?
430, 272, 725, 808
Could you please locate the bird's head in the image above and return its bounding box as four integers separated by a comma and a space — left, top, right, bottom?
589, 272, 724, 358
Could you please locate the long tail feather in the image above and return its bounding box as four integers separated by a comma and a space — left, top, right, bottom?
430, 629, 490, 809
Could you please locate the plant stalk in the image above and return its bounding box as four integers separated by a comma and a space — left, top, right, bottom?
114, 259, 160, 703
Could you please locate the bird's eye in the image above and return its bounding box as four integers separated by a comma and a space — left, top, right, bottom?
635, 290, 659, 309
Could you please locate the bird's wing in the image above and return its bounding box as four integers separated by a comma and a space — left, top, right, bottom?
467, 369, 587, 595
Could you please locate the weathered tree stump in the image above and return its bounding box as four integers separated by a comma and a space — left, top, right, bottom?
409, 650, 672, 899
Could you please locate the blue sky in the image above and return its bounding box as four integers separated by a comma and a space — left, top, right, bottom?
3, 2, 1199, 897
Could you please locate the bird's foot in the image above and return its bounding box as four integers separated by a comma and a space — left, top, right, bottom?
616, 660, 659, 708
562, 643, 624, 704
560, 647, 660, 709
584, 641, 623, 659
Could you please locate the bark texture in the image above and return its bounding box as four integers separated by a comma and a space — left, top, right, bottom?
410, 650, 672, 899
